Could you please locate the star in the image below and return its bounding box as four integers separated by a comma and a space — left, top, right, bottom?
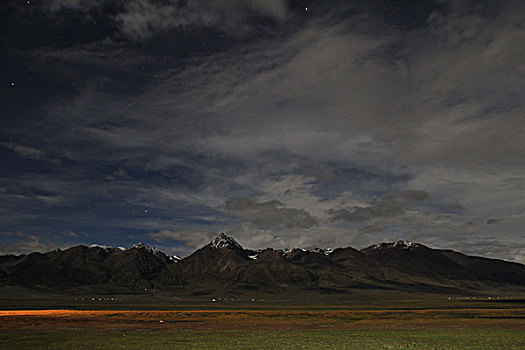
10, 82, 15, 86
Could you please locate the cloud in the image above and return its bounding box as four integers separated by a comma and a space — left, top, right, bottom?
399, 190, 429, 201
327, 190, 432, 223
360, 225, 383, 233
176, 0, 525, 171
0, 232, 58, 255
105, 169, 132, 181
257, 174, 367, 220
2, 0, 524, 264
43, 0, 290, 40
1, 142, 58, 164
120, 0, 290, 39
329, 196, 406, 223
44, 0, 97, 12
225, 197, 318, 229
149, 229, 215, 248
407, 168, 525, 218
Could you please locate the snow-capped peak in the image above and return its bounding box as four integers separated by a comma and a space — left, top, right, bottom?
209, 233, 244, 250
392, 240, 420, 249
289, 247, 334, 256
369, 240, 422, 251
169, 255, 182, 262
130, 243, 162, 255
90, 244, 125, 251
313, 248, 334, 256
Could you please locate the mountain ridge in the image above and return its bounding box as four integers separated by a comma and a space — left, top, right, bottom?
1, 234, 524, 296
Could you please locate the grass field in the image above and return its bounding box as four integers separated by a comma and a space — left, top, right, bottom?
1, 308, 524, 349
1, 293, 524, 349
2, 328, 524, 350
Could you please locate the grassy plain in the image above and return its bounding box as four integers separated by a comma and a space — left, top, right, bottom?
1, 292, 524, 349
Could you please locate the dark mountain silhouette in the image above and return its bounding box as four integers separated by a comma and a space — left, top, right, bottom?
1, 234, 525, 295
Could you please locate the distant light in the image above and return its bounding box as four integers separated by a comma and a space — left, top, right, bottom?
305, 7, 308, 11
10, 82, 15, 86
144, 209, 148, 213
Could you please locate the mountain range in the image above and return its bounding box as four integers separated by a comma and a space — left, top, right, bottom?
1, 233, 524, 296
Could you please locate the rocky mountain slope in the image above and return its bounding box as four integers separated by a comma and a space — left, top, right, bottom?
1, 233, 524, 295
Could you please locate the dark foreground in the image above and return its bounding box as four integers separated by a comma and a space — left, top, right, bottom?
1, 295, 524, 349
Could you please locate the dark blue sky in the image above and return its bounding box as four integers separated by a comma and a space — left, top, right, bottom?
1, 0, 524, 262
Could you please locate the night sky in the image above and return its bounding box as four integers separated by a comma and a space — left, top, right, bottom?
1, 0, 524, 261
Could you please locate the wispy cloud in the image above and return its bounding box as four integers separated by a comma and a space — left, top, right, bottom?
2, 0, 524, 263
